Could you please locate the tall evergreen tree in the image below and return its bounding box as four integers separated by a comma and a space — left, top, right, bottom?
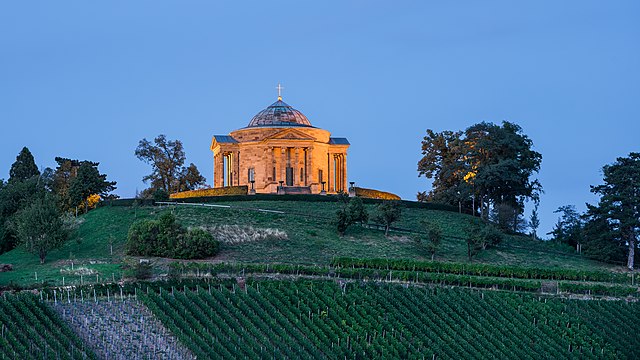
9, 147, 40, 183
590, 152, 640, 270
68, 161, 117, 213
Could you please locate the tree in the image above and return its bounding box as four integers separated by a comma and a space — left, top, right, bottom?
590, 152, 640, 270
582, 204, 627, 264
0, 177, 47, 253
529, 204, 540, 240
418, 121, 542, 230
68, 161, 117, 213
15, 194, 71, 264
9, 147, 40, 183
348, 197, 368, 224
416, 220, 443, 260
373, 201, 402, 236
465, 222, 503, 261
549, 205, 584, 249
135, 135, 206, 195
334, 196, 369, 236
178, 163, 207, 192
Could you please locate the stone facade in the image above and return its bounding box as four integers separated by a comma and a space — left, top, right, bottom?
210, 97, 349, 194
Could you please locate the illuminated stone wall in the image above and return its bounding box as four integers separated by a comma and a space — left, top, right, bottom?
211, 126, 348, 194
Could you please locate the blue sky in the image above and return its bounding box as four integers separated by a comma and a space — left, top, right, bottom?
1, 1, 638, 237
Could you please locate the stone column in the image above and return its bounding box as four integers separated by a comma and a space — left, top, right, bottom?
280, 147, 286, 186
306, 147, 313, 186
327, 152, 332, 192
343, 153, 348, 193
294, 147, 300, 186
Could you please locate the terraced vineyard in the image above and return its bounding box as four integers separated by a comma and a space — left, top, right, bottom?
0, 293, 95, 359
140, 280, 640, 359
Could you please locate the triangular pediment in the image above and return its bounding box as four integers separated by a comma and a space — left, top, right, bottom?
263, 128, 315, 142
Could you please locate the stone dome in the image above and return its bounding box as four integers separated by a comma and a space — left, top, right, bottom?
247, 99, 312, 127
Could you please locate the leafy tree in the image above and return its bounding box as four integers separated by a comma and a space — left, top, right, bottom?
549, 205, 584, 248
9, 147, 40, 183
135, 135, 206, 195
589, 152, 640, 270
0, 177, 47, 253
465, 222, 503, 261
418, 121, 542, 231
348, 197, 368, 224
373, 201, 402, 236
335, 208, 352, 236
529, 204, 540, 240
15, 194, 71, 264
179, 163, 207, 192
68, 161, 117, 213
334, 196, 369, 236
416, 220, 443, 260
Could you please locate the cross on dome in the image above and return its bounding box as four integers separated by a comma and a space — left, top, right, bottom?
276, 83, 284, 100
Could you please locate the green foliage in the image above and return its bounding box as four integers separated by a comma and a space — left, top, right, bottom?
418, 122, 542, 229
153, 188, 170, 202
373, 200, 402, 236
415, 220, 443, 260
0, 293, 97, 359
528, 204, 540, 239
140, 280, 637, 359
8, 147, 40, 183
133, 261, 153, 280
174, 228, 219, 259
549, 205, 583, 247
135, 134, 206, 195
15, 194, 71, 264
126, 212, 220, 259
68, 161, 117, 214
0, 177, 48, 254
589, 152, 640, 269
466, 222, 503, 261
348, 197, 368, 224
331, 257, 631, 284
334, 196, 369, 235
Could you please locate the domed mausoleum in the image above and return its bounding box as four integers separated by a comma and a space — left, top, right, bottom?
210, 88, 349, 194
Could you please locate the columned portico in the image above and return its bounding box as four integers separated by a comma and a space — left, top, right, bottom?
211, 92, 350, 194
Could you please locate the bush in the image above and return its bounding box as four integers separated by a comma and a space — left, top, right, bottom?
153, 189, 170, 202
174, 229, 219, 259
126, 212, 220, 259
170, 186, 248, 199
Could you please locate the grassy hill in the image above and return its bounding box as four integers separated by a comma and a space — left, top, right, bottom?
1, 198, 638, 359
0, 198, 622, 287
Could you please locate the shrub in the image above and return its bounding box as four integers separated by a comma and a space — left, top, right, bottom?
153, 189, 170, 202
174, 228, 219, 259
126, 212, 220, 259
126, 219, 161, 256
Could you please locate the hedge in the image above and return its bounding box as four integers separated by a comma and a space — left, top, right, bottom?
354, 187, 401, 200
170, 186, 248, 199
331, 257, 632, 284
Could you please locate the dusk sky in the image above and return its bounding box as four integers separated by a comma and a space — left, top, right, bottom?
1, 1, 638, 237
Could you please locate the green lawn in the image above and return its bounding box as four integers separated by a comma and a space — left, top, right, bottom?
0, 199, 619, 287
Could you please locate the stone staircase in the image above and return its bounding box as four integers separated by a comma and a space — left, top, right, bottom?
282, 186, 312, 194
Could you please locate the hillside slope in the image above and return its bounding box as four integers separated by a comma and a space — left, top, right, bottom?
0, 199, 619, 287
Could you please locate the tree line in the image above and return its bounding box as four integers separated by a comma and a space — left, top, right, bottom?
418, 121, 639, 270
0, 147, 116, 263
